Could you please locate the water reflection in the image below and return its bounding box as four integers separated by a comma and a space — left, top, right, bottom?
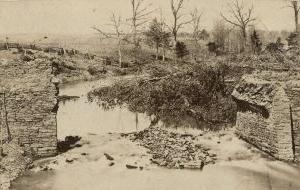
57, 78, 151, 140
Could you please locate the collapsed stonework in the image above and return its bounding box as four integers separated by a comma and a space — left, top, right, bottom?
0, 51, 59, 157
232, 72, 300, 161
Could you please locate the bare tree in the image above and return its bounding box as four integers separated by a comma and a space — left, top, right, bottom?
92, 13, 127, 67
212, 20, 231, 53
288, 0, 300, 32
170, 0, 193, 43
169, 0, 193, 62
159, 8, 171, 61
221, 0, 255, 52
190, 8, 203, 45
5, 37, 9, 50
190, 8, 203, 60
129, 0, 153, 49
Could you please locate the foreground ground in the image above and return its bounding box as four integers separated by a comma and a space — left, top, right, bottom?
10, 127, 300, 190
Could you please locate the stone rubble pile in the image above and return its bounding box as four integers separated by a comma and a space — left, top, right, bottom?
128, 127, 217, 169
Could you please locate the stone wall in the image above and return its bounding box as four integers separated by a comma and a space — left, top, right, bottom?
0, 51, 58, 157
232, 75, 295, 161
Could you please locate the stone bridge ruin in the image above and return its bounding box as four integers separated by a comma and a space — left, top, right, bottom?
232, 72, 300, 161
0, 51, 59, 157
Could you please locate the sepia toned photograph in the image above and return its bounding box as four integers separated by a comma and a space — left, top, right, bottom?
0, 0, 300, 189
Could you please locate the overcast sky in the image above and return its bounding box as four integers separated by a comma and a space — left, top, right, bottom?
0, 0, 294, 35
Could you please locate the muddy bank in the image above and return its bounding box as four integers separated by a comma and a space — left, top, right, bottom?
0, 143, 32, 190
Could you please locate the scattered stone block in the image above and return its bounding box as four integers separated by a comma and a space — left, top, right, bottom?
104, 153, 114, 161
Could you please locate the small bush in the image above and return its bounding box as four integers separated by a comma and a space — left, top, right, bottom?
175, 41, 189, 59
87, 66, 107, 75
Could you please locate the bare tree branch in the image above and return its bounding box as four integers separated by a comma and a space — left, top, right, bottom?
289, 0, 300, 32
170, 0, 193, 42
91, 26, 113, 39
190, 8, 204, 44
220, 13, 241, 28
129, 0, 154, 49
92, 12, 129, 67
220, 0, 256, 51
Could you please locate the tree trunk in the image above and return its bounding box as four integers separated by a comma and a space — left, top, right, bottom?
174, 40, 177, 64
162, 47, 166, 61
133, 25, 139, 63
173, 29, 178, 64
118, 40, 122, 68
5, 39, 9, 50
241, 28, 247, 52
135, 112, 138, 131
156, 44, 159, 60
293, 1, 300, 33
295, 9, 299, 33
3, 94, 11, 142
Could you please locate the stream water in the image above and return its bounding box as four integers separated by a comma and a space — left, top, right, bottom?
57, 76, 151, 139
10, 77, 300, 190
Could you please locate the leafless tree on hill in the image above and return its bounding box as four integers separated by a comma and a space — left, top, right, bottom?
190, 8, 203, 61
129, 0, 153, 49
221, 0, 256, 52
190, 8, 203, 45
92, 13, 128, 67
288, 0, 300, 32
159, 8, 171, 61
169, 0, 193, 62
212, 20, 231, 53
170, 0, 193, 43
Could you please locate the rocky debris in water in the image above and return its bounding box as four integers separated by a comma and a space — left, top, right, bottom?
58, 95, 80, 102
58, 136, 82, 153
65, 158, 74, 163
128, 126, 217, 169
104, 153, 114, 161
40, 165, 52, 171
108, 162, 115, 167
126, 164, 138, 169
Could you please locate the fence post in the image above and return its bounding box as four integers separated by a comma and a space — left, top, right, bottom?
3, 93, 11, 142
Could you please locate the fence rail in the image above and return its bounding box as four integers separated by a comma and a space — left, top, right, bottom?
0, 42, 81, 56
